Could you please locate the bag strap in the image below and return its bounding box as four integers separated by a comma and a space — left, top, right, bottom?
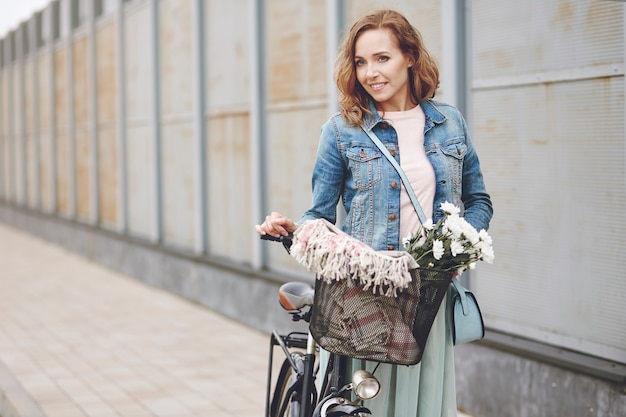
451, 279, 470, 316
361, 126, 427, 224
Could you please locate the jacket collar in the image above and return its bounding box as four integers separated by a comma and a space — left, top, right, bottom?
362, 99, 447, 131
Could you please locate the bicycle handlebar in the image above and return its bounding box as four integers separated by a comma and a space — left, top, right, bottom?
260, 233, 293, 253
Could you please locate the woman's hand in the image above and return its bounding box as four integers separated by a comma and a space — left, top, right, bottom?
255, 212, 297, 237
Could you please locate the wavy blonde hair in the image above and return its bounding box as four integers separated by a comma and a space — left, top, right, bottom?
335, 9, 440, 126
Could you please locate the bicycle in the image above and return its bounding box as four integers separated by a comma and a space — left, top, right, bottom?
261, 233, 381, 417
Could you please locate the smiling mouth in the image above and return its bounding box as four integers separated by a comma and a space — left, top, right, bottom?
370, 82, 386, 91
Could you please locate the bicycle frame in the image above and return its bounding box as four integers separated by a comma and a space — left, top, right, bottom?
266, 329, 317, 417
261, 233, 379, 417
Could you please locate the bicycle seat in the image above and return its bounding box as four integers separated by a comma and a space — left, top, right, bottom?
278, 282, 314, 311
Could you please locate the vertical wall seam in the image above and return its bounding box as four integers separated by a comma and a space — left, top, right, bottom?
19, 25, 27, 206
49, 4, 58, 213
89, 0, 99, 225
326, 0, 346, 226
116, 0, 127, 233
0, 40, 4, 199
192, 0, 207, 254
150, 0, 162, 243
325, 0, 343, 117
66, 0, 77, 218
31, 17, 42, 209
250, 0, 266, 269
7, 33, 14, 201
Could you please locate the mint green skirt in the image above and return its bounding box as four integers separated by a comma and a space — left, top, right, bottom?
320, 291, 457, 417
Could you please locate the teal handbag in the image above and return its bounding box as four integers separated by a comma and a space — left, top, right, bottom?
450, 279, 485, 344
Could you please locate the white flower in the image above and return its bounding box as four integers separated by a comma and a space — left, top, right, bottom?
450, 240, 464, 257
464, 227, 480, 245
480, 244, 495, 264
478, 229, 493, 245
432, 240, 444, 260
403, 202, 494, 273
444, 215, 464, 239
440, 201, 460, 215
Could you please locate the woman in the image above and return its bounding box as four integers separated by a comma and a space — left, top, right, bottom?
256, 9, 493, 416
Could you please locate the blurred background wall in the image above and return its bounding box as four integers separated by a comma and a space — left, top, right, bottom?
0, 0, 624, 415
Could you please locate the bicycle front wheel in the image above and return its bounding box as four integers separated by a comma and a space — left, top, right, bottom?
270, 352, 309, 417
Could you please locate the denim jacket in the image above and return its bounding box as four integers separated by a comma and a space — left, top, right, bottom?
299, 99, 493, 252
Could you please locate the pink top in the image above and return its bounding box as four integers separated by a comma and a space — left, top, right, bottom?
381, 105, 436, 241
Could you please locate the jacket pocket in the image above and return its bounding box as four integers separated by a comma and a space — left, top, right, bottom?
440, 139, 467, 160
346, 146, 383, 190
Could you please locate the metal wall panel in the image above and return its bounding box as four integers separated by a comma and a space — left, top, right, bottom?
23, 57, 37, 208
473, 0, 623, 80
13, 64, 25, 205
206, 113, 252, 262
205, 0, 250, 108
1, 67, 11, 201
73, 34, 92, 219
266, 0, 327, 103
37, 51, 55, 212
265, 107, 328, 272
96, 20, 118, 226
471, 0, 625, 362
159, 0, 195, 249
54, 46, 70, 215
0, 68, 6, 199
261, 0, 327, 272
204, 0, 251, 260
124, 2, 155, 239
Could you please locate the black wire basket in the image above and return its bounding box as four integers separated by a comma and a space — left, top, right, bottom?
310, 268, 454, 365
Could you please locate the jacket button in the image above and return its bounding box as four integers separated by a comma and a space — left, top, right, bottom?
391, 181, 398, 189
387, 245, 395, 250
360, 151, 366, 158
390, 150, 396, 157
389, 214, 396, 221
381, 123, 389, 130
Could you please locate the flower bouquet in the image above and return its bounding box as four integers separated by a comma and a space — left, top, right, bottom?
403, 202, 495, 274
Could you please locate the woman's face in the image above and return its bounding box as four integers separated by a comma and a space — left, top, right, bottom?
354, 28, 414, 112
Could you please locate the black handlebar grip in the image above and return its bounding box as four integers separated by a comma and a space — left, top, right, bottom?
260, 234, 284, 242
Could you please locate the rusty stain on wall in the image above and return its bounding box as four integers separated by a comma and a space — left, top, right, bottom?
75, 129, 91, 218
97, 22, 117, 124
54, 48, 67, 129
98, 129, 118, 225
159, 0, 193, 116
37, 51, 54, 211
54, 43, 69, 215
207, 113, 252, 262
97, 21, 119, 226
23, 59, 34, 134
73, 35, 91, 219
159, 0, 195, 247
266, 0, 326, 103
55, 131, 69, 214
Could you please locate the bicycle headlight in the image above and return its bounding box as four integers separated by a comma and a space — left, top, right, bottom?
351, 370, 380, 400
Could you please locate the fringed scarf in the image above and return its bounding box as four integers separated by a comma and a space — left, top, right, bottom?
290, 219, 418, 296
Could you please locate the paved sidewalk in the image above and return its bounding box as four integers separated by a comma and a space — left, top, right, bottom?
0, 223, 274, 417
0, 222, 473, 417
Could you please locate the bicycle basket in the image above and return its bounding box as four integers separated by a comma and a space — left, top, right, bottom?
309, 267, 453, 366
290, 218, 454, 366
